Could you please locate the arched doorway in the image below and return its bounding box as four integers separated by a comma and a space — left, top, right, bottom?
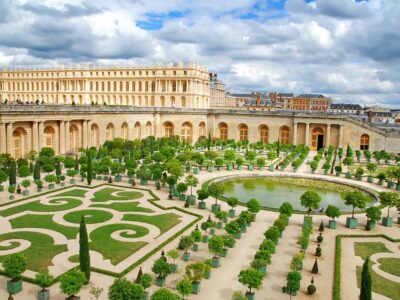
69, 125, 79, 153
360, 134, 370, 150
279, 126, 290, 145
181, 122, 193, 143
259, 125, 269, 143
163, 122, 174, 137
13, 127, 27, 159
238, 124, 248, 141
146, 121, 152, 136
134, 122, 141, 140
121, 123, 129, 140
199, 122, 206, 138
43, 126, 55, 150
91, 124, 99, 147
106, 123, 115, 141
311, 127, 324, 151
218, 123, 228, 140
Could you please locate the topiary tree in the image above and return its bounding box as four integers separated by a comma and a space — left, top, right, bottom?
176, 277, 192, 300
247, 198, 261, 216
150, 288, 180, 300
152, 257, 173, 282
379, 192, 399, 219
176, 182, 188, 197
264, 226, 280, 244
185, 173, 199, 199
3, 254, 27, 281
225, 220, 241, 237
79, 216, 90, 283
87, 151, 93, 186
227, 197, 239, 212
8, 161, 16, 186
360, 257, 372, 300
238, 268, 263, 296
139, 273, 153, 294
326, 205, 341, 221
108, 277, 144, 300
365, 206, 381, 230
35, 270, 54, 292
279, 202, 293, 217
208, 182, 224, 206
300, 191, 321, 216
344, 191, 368, 219
59, 269, 86, 299
167, 249, 179, 272
285, 271, 302, 297
33, 160, 41, 181
208, 235, 224, 258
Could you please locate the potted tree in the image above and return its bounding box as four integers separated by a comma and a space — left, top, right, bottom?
335, 165, 342, 177
355, 167, 364, 181
44, 174, 57, 189
177, 182, 188, 201
8, 185, 15, 200
152, 257, 173, 287
224, 150, 236, 171
259, 239, 276, 254
222, 234, 236, 255
208, 182, 224, 213
167, 249, 179, 273
3, 254, 27, 294
185, 262, 206, 294
215, 211, 228, 229
191, 227, 202, 251
290, 252, 305, 271
300, 190, 321, 221
256, 157, 266, 170
365, 206, 382, 230
322, 162, 331, 175
59, 269, 86, 300
21, 179, 31, 196
247, 198, 261, 221
284, 271, 302, 297
150, 287, 180, 300
176, 277, 192, 299
35, 270, 54, 300
197, 188, 209, 209
279, 202, 293, 217
166, 176, 177, 199
366, 163, 377, 183
185, 174, 199, 204
377, 172, 386, 186
225, 220, 242, 239
379, 192, 399, 227
267, 151, 277, 171
325, 205, 341, 229
236, 158, 244, 170
310, 160, 318, 174
227, 197, 239, 218
344, 191, 368, 228
179, 235, 194, 261
35, 179, 43, 192
238, 268, 263, 300
139, 273, 153, 300
263, 226, 280, 245
343, 157, 354, 178
108, 277, 143, 300
208, 235, 224, 268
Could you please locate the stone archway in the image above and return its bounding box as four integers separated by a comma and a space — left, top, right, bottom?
13, 127, 27, 159
311, 127, 324, 151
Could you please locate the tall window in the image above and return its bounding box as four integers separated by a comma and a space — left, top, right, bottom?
69, 125, 79, 153
219, 123, 228, 140
360, 134, 370, 150
164, 122, 174, 137
239, 124, 248, 141
199, 122, 206, 137
91, 124, 99, 147
44, 126, 54, 149
181, 122, 192, 143
121, 123, 129, 140
146, 122, 152, 136
134, 122, 141, 140
106, 123, 115, 141
280, 126, 290, 144
259, 125, 269, 143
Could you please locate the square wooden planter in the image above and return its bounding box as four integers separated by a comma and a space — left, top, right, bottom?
382, 217, 393, 227
346, 217, 358, 229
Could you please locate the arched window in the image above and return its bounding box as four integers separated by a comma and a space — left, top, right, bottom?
134, 122, 141, 140
44, 126, 55, 150
280, 126, 290, 144
360, 134, 370, 150
146, 121, 152, 136
164, 122, 174, 137
239, 124, 248, 141
121, 123, 129, 140
181, 122, 193, 143
106, 123, 115, 141
219, 123, 228, 140
13, 128, 27, 159
199, 122, 206, 137
259, 125, 269, 143
91, 124, 99, 147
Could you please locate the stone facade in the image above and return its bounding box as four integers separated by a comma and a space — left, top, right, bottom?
1, 105, 399, 159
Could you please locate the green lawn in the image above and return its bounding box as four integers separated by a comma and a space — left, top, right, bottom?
123, 213, 181, 235
354, 242, 391, 260
378, 257, 400, 277
9, 214, 78, 239
356, 263, 400, 300
90, 223, 148, 265
0, 231, 67, 272
49, 189, 88, 198
91, 187, 144, 202
63, 209, 114, 224
0, 198, 83, 217
90, 201, 154, 213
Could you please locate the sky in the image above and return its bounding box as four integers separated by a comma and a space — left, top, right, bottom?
0, 0, 399, 107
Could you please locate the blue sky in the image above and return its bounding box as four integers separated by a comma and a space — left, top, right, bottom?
0, 0, 399, 107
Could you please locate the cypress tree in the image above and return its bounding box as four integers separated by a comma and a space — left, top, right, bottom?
87, 151, 92, 186
79, 216, 91, 283
9, 161, 16, 186
33, 160, 41, 181
360, 257, 372, 300
277, 139, 280, 156
135, 267, 143, 283
207, 132, 211, 151
311, 258, 319, 274
55, 161, 61, 176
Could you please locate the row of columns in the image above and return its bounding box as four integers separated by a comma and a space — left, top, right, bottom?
292, 122, 344, 148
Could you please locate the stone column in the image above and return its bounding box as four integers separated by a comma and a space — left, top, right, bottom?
339, 124, 344, 148
326, 124, 331, 147
82, 120, 88, 149
154, 113, 161, 138
59, 121, 65, 154
6, 123, 14, 155
0, 123, 6, 154
305, 123, 310, 147
87, 120, 92, 147
38, 122, 44, 150
32, 121, 39, 153
293, 122, 298, 145
65, 121, 70, 153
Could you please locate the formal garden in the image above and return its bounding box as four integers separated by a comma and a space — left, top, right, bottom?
0, 136, 399, 299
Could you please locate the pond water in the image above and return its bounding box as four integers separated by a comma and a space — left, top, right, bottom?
220, 176, 374, 212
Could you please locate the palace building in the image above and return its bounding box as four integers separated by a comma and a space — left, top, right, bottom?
0, 64, 399, 159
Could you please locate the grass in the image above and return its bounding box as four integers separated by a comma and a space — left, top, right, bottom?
9, 214, 78, 239
356, 263, 400, 300
0, 198, 83, 217
63, 209, 114, 224
354, 242, 392, 260
68, 255, 79, 263
0, 231, 67, 272
91, 187, 144, 202
377, 257, 400, 277
49, 188, 88, 198
90, 201, 154, 213
123, 213, 181, 235
90, 223, 148, 265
